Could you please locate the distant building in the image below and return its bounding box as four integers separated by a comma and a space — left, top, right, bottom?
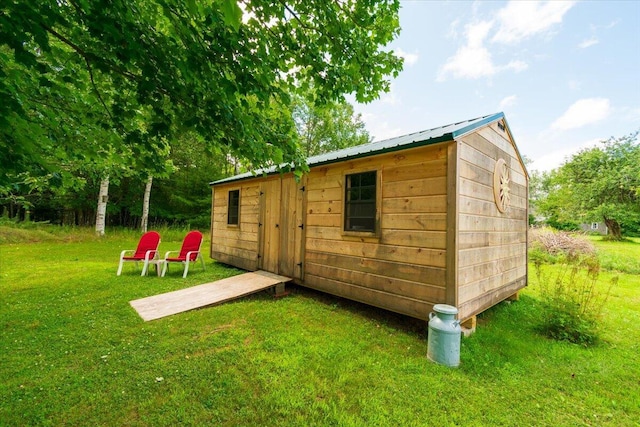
581, 222, 608, 235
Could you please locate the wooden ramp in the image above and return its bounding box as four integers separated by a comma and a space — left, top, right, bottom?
130, 270, 291, 321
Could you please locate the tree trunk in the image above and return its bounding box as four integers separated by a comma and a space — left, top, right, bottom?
95, 176, 109, 236
603, 217, 622, 240
141, 175, 153, 233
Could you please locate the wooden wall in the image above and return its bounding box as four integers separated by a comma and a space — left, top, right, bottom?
211, 181, 261, 271
455, 120, 528, 320
303, 143, 449, 320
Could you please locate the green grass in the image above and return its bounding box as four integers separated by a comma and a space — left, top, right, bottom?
589, 236, 640, 275
1, 229, 639, 426
0, 222, 203, 245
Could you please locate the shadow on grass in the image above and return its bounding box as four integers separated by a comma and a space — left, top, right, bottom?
280, 284, 427, 338
177, 261, 428, 337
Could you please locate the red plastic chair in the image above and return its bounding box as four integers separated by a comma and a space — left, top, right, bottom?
161, 230, 205, 278
116, 231, 161, 276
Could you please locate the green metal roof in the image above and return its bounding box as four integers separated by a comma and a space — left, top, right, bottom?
211, 112, 506, 185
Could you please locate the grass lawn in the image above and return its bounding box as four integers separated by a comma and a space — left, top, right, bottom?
1, 228, 639, 426
588, 236, 640, 275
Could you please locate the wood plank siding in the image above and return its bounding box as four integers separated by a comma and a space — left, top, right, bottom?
303, 143, 449, 320
455, 121, 528, 320
211, 182, 261, 271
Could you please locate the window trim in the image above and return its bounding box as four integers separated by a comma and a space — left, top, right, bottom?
342, 169, 381, 237
227, 189, 240, 227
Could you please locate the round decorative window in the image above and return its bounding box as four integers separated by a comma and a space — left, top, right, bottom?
493, 158, 511, 213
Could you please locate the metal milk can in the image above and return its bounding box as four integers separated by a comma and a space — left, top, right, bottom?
427, 304, 461, 367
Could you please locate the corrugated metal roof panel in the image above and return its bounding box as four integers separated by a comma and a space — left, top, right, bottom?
211, 112, 504, 185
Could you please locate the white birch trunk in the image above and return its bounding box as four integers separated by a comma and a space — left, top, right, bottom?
95, 176, 109, 236
141, 175, 153, 233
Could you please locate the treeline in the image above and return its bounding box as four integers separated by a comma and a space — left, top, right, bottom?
22, 144, 226, 230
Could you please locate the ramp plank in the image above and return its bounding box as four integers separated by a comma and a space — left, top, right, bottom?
130, 271, 291, 321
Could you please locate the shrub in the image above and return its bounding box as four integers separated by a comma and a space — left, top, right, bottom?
532, 256, 617, 346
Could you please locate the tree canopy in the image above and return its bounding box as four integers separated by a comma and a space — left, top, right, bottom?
538, 132, 640, 239
1, 0, 402, 189
292, 92, 370, 157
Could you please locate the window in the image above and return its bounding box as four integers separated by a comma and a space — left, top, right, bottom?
591, 222, 599, 230
344, 171, 377, 232
227, 190, 240, 225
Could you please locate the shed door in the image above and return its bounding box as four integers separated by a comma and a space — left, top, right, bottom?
258, 176, 306, 279
259, 179, 281, 273
279, 176, 306, 279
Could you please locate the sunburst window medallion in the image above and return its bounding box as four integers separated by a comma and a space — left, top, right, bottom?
493, 158, 511, 213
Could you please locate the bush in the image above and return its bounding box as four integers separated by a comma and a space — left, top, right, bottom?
532, 256, 617, 346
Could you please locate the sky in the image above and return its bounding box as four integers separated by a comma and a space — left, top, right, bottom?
351, 0, 640, 172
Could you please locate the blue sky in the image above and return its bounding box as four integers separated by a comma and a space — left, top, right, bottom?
352, 0, 640, 172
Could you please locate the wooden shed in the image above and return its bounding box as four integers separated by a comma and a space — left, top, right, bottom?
209, 112, 528, 323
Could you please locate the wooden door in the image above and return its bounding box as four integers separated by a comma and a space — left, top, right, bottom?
259, 178, 281, 273
279, 176, 306, 279
258, 176, 306, 278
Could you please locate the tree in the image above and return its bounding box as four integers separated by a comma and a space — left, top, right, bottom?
95, 176, 109, 235
140, 175, 153, 233
540, 132, 640, 239
292, 94, 371, 157
0, 36, 123, 212
535, 169, 581, 231
1, 0, 403, 184
148, 131, 230, 228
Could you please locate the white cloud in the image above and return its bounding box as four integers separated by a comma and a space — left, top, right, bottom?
579, 37, 599, 49
447, 18, 461, 39
438, 1, 575, 82
531, 149, 573, 172
551, 98, 612, 131
467, 20, 494, 47
394, 48, 419, 66
499, 95, 518, 110
438, 47, 527, 81
492, 1, 576, 44
438, 21, 497, 80
438, 45, 495, 81
531, 138, 600, 171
